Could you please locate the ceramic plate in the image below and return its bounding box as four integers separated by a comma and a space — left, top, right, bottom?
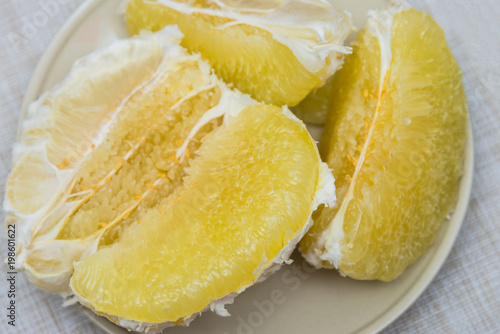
19, 0, 474, 333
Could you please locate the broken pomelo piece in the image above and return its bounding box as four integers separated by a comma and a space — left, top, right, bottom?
70, 104, 335, 332
4, 27, 229, 292
300, 7, 468, 281
124, 0, 353, 106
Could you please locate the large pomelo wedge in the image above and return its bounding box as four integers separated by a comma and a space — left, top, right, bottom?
5, 27, 228, 292
124, 0, 353, 107
300, 7, 468, 281
70, 104, 334, 332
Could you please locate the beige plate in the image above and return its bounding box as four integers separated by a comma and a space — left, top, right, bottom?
20, 0, 474, 333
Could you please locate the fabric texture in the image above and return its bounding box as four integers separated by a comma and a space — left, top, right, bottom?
0, 0, 499, 333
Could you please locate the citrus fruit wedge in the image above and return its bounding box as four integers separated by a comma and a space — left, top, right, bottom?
124, 0, 353, 107
70, 104, 335, 332
299, 7, 468, 281
5, 26, 227, 292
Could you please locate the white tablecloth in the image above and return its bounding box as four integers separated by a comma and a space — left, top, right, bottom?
1, 0, 499, 333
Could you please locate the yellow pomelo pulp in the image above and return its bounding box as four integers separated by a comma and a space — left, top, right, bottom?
300, 8, 468, 281
70, 104, 331, 328
4, 27, 228, 292
124, 0, 353, 107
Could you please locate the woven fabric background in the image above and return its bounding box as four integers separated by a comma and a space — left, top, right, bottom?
0, 0, 499, 333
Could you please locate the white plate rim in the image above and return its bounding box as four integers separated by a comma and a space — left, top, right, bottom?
18, 0, 475, 333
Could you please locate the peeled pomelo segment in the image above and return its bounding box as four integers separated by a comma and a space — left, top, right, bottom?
300, 8, 467, 281
22, 240, 87, 293
70, 105, 332, 328
4, 27, 241, 293
124, 0, 353, 106
6, 152, 59, 215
